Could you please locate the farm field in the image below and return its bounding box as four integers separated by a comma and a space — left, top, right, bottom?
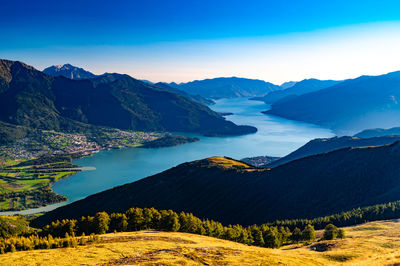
0, 156, 78, 211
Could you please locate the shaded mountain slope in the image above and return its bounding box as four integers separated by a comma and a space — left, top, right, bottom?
153, 82, 214, 105
265, 71, 400, 133
254, 79, 341, 104
0, 59, 256, 136
33, 143, 400, 226
354, 127, 400, 138
268, 135, 400, 167
43, 64, 215, 106
171, 77, 280, 99
280, 81, 297, 89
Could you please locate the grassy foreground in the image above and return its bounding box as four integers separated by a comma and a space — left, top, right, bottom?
3, 219, 400, 265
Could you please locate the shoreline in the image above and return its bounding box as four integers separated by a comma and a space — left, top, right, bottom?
0, 134, 203, 215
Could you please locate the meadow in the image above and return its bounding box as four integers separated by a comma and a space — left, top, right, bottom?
2, 219, 400, 265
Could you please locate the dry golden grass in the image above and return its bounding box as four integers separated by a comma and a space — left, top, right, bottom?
3, 220, 400, 265
207, 156, 260, 172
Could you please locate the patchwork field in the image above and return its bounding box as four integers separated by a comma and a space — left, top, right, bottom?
0, 156, 77, 211
2, 219, 400, 265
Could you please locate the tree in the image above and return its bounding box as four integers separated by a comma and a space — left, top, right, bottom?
263, 227, 281, 248
160, 210, 180, 232
290, 227, 302, 243
250, 225, 264, 246
323, 224, 339, 240
94, 212, 110, 234
109, 213, 128, 232
125, 208, 144, 231
337, 228, 345, 239
301, 224, 316, 242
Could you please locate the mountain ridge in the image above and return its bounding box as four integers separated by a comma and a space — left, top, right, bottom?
265, 71, 400, 133
267, 135, 400, 167
170, 77, 281, 99
0, 59, 256, 137
253, 78, 342, 104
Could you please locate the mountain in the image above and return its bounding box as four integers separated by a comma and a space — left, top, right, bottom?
0, 59, 256, 137
33, 142, 400, 226
43, 64, 215, 105
354, 127, 400, 138
253, 79, 341, 104
170, 77, 281, 99
265, 71, 400, 133
154, 82, 214, 105
268, 135, 400, 167
43, 64, 96, 79
280, 81, 297, 89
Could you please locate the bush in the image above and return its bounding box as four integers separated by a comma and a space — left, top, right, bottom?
323, 224, 345, 240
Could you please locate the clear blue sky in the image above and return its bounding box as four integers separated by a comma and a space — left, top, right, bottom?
2, 0, 400, 83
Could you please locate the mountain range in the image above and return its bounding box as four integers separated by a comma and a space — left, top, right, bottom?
44, 64, 214, 106
354, 126, 400, 138
153, 82, 214, 106
253, 79, 341, 104
280, 81, 297, 90
267, 135, 400, 167
169, 77, 281, 99
33, 141, 400, 227
0, 59, 256, 138
265, 71, 400, 133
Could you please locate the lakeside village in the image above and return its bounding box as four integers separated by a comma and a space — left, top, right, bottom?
0, 129, 165, 160
0, 129, 166, 211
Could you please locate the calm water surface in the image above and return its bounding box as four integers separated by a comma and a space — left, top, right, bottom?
3, 98, 334, 214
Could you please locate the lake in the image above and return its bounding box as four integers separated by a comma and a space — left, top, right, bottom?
3, 98, 334, 215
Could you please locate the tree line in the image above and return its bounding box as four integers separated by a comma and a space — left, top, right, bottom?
3, 198, 400, 254
41, 208, 317, 248
0, 207, 318, 254
270, 200, 400, 230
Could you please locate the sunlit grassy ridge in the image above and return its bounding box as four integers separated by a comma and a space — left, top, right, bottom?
3, 220, 400, 265
206, 156, 260, 171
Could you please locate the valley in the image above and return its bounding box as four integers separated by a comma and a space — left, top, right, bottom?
23, 98, 332, 215
2, 2, 400, 264
0, 97, 333, 215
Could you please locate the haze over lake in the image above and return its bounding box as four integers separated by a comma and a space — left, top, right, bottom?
5, 98, 333, 214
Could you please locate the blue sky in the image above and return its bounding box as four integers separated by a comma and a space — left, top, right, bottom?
1, 0, 400, 83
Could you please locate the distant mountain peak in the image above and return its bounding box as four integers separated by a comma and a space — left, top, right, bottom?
53, 63, 74, 69
43, 63, 96, 80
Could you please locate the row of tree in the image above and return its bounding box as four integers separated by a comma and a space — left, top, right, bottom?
0, 207, 352, 254
0, 233, 100, 254
40, 208, 317, 249
270, 200, 400, 230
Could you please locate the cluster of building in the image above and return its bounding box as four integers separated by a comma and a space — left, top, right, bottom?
0, 130, 165, 159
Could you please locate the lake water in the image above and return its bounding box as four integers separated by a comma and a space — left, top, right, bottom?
2, 98, 334, 215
